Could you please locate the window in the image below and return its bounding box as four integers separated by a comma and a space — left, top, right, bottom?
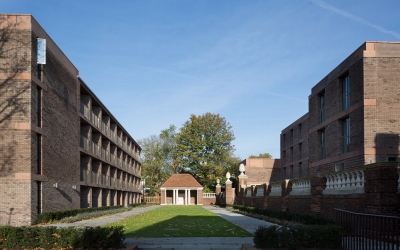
36, 86, 42, 127
282, 150, 286, 165
298, 123, 302, 140
37, 181, 42, 215
282, 134, 286, 148
319, 92, 326, 123
290, 129, 293, 144
282, 167, 286, 180
290, 165, 294, 179
299, 143, 302, 160
36, 133, 42, 175
342, 75, 350, 110
388, 156, 400, 168
290, 147, 293, 162
320, 130, 326, 160
342, 117, 350, 153
299, 162, 302, 177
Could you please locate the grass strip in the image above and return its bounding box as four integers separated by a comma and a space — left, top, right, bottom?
107, 206, 253, 237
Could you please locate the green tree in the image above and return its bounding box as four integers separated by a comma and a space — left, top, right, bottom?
175, 113, 235, 191
139, 125, 177, 196
249, 152, 273, 158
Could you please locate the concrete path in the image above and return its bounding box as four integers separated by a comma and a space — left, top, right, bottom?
47, 205, 276, 249
202, 206, 276, 234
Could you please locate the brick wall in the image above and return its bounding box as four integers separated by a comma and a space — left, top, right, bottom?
233, 163, 399, 218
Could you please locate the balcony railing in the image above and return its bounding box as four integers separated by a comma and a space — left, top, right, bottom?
81, 169, 90, 182
80, 102, 90, 120
101, 122, 109, 136
92, 142, 101, 157
80, 136, 90, 151
91, 112, 101, 129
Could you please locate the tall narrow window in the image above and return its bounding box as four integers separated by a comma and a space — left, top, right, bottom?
299, 162, 303, 177
298, 123, 302, 140
36, 133, 42, 175
299, 143, 302, 160
36, 86, 42, 127
282, 167, 286, 180
342, 75, 350, 110
282, 150, 286, 165
37, 181, 42, 215
342, 117, 350, 153
320, 130, 326, 160
290, 147, 293, 162
290, 129, 293, 144
320, 93, 326, 123
282, 134, 286, 148
290, 165, 294, 179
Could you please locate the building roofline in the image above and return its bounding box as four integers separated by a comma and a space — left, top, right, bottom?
79, 77, 141, 151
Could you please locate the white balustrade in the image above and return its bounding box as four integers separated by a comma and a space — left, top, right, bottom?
290, 179, 311, 195
255, 185, 264, 197
245, 187, 252, 197
269, 182, 282, 196
203, 193, 216, 198
323, 170, 364, 195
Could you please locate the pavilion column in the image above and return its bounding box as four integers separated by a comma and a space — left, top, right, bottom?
188, 189, 190, 205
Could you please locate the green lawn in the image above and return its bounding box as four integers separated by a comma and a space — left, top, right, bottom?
107, 206, 253, 237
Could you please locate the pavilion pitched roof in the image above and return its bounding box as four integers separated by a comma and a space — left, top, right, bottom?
161, 174, 203, 188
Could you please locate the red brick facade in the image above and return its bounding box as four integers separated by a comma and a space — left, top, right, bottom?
281, 42, 400, 177
0, 14, 142, 226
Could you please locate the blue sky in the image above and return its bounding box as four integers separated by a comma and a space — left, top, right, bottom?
2, 0, 400, 159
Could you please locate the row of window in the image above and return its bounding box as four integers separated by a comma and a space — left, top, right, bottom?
319, 117, 350, 160
319, 74, 350, 124
282, 123, 303, 148
282, 162, 304, 179
282, 142, 304, 165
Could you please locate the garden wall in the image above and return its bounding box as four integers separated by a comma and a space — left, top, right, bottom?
219, 163, 399, 218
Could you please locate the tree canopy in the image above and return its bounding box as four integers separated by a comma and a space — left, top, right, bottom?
249, 153, 272, 158
138, 125, 177, 196
175, 112, 235, 190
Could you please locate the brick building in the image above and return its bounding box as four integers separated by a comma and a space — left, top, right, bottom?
160, 174, 204, 205
239, 158, 281, 185
0, 14, 142, 226
281, 41, 400, 178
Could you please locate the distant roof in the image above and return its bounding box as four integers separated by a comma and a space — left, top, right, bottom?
161, 174, 203, 188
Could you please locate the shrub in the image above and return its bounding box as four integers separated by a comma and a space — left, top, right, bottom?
0, 225, 124, 249
253, 224, 342, 249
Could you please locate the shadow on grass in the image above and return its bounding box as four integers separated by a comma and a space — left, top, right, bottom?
122, 215, 253, 238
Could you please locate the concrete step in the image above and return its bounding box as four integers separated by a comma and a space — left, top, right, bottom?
126, 237, 252, 250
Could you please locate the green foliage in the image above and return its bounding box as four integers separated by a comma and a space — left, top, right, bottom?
0, 226, 125, 249
175, 113, 235, 190
248, 152, 273, 158
36, 205, 123, 224
253, 224, 342, 249
232, 205, 335, 225
139, 125, 177, 195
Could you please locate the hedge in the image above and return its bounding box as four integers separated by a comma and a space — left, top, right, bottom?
254, 224, 342, 249
37, 205, 124, 224
0, 226, 125, 249
232, 205, 334, 225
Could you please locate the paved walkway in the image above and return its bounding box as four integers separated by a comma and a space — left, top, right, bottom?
48, 205, 276, 249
